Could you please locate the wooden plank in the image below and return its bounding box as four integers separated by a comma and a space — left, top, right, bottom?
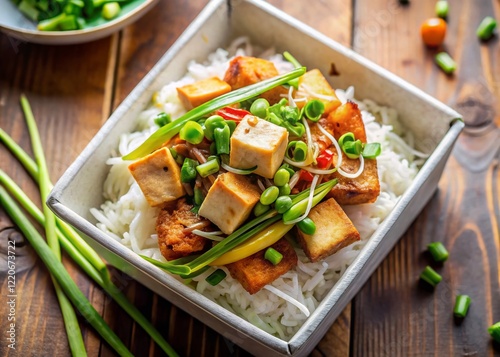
0, 34, 115, 356
351, 0, 500, 356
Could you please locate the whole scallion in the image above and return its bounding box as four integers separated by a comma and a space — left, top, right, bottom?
0, 187, 133, 357
123, 67, 306, 160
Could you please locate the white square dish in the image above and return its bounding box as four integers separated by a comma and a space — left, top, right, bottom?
48, 0, 463, 356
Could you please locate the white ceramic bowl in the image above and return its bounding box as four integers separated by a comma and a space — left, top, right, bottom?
0, 0, 158, 45
48, 0, 464, 355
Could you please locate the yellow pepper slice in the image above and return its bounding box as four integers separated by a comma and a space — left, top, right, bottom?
209, 220, 294, 266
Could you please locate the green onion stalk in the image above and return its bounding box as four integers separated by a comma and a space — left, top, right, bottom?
21, 95, 86, 356
123, 67, 306, 160
0, 99, 179, 357
0, 186, 133, 357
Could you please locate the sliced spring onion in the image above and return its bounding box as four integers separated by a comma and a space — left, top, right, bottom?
435, 1, 449, 18
214, 125, 230, 155
304, 99, 325, 122
287, 140, 308, 162
453, 295, 471, 318
179, 121, 204, 145
435, 52, 457, 74
420, 266, 442, 287
123, 67, 306, 160
205, 269, 227, 286
362, 142, 382, 159
489, 321, 500, 342
427, 242, 449, 262
180, 158, 198, 183
265, 247, 283, 265
338, 132, 355, 147
476, 16, 497, 41
196, 159, 219, 178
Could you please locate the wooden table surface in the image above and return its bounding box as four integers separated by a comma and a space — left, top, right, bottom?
1, 0, 499, 356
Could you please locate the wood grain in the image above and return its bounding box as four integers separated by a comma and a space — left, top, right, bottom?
352, 0, 500, 356
0, 0, 499, 356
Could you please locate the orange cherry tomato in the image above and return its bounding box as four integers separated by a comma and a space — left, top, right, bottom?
420, 18, 447, 47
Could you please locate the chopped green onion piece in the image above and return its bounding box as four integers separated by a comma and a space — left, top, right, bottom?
342, 139, 363, 159
338, 132, 355, 147
214, 125, 230, 155
264, 247, 283, 265
102, 2, 121, 20
180, 158, 198, 183
155, 112, 171, 127
287, 140, 308, 162
206, 269, 227, 286
169, 147, 177, 160
123, 67, 306, 160
204, 115, 225, 141
275, 196, 293, 214
427, 242, 449, 262
476, 16, 497, 41
362, 142, 382, 159
435, 52, 457, 74
489, 321, 500, 343
180, 121, 204, 145
196, 159, 219, 178
260, 186, 280, 205
453, 295, 471, 318
304, 99, 325, 122
297, 217, 316, 235
435, 1, 449, 18
420, 266, 442, 287
18, 0, 40, 21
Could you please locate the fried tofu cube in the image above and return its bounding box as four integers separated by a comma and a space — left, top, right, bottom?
223, 56, 287, 104
128, 147, 185, 207
198, 172, 260, 234
328, 155, 380, 205
296, 69, 341, 114
230, 115, 288, 178
176, 77, 231, 110
226, 238, 298, 294
297, 198, 360, 262
327, 101, 367, 143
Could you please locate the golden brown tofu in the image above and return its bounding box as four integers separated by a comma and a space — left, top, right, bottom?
198, 172, 261, 234
226, 238, 298, 295
128, 147, 185, 207
295, 69, 341, 114
327, 152, 380, 205
156, 199, 213, 260
297, 198, 360, 262
223, 56, 287, 104
176, 77, 231, 110
230, 115, 289, 179
327, 101, 367, 143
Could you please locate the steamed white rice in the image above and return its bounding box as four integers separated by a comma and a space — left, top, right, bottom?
91, 39, 425, 341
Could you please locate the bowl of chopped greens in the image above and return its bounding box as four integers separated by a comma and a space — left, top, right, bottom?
0, 0, 158, 45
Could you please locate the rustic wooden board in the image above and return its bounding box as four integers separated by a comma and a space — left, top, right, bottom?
1, 0, 499, 356
351, 0, 500, 356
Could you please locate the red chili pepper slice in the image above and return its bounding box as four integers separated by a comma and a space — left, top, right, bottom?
215, 107, 251, 122
299, 169, 315, 182
316, 149, 334, 169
